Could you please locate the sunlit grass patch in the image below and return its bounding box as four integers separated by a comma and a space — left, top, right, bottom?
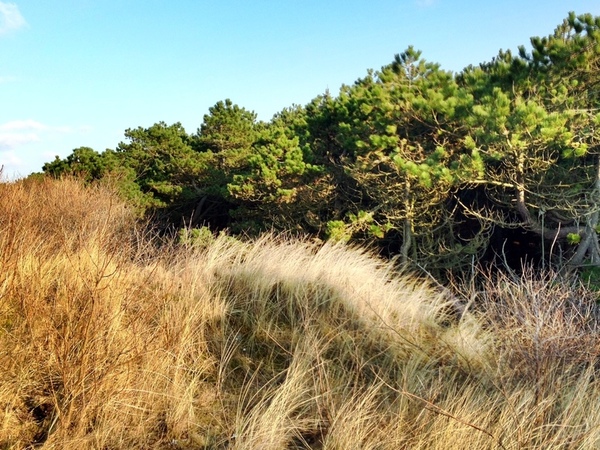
1, 178, 600, 449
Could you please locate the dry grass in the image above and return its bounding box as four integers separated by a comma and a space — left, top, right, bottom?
1, 177, 600, 449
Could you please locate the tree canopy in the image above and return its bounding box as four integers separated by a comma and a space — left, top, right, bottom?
42, 12, 600, 276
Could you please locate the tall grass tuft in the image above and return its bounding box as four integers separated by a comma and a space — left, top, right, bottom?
1, 177, 600, 449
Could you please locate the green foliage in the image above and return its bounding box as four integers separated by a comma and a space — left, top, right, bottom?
115, 121, 204, 207
227, 126, 308, 202
580, 265, 600, 294
326, 220, 351, 243
225, 121, 330, 234
567, 233, 582, 245
193, 99, 257, 153
43, 147, 117, 182
178, 226, 215, 249
39, 12, 600, 273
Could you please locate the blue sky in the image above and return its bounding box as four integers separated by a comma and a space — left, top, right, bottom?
2, 1, 600, 179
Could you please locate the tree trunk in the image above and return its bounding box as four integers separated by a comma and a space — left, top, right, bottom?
568, 155, 600, 267
401, 216, 413, 265
400, 179, 413, 265
514, 147, 580, 240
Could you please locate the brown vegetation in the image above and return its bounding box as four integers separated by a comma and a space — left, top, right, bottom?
1, 178, 600, 449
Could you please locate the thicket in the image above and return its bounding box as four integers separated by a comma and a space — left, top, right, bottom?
43, 12, 600, 276
2, 177, 600, 449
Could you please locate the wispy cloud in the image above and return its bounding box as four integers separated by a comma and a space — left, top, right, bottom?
0, 131, 39, 149
0, 120, 92, 179
0, 2, 26, 36
0, 120, 72, 151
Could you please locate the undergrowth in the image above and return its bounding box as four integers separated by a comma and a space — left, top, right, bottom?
1, 177, 599, 449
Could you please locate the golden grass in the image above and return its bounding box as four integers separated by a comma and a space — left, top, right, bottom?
1, 177, 600, 449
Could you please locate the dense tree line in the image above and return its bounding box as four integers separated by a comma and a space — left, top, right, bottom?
43, 13, 600, 275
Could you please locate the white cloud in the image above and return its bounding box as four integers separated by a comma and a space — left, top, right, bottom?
0, 120, 72, 151
0, 119, 93, 179
0, 119, 48, 132
0, 131, 40, 149
0, 148, 24, 179
416, 0, 437, 7
0, 2, 26, 36
1, 150, 22, 165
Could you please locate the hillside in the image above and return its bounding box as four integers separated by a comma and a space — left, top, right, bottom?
1, 178, 600, 449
